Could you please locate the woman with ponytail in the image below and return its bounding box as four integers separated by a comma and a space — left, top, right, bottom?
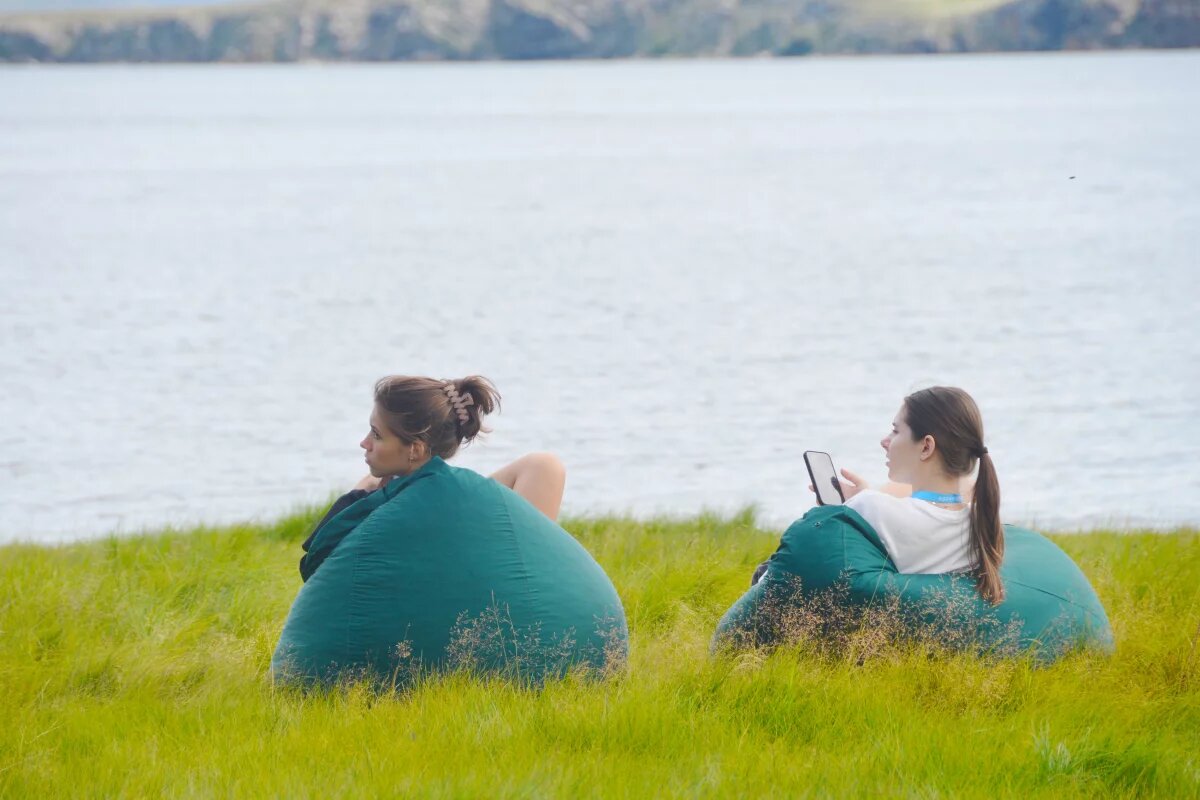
724, 387, 1112, 656
300, 374, 566, 575
832, 386, 1005, 604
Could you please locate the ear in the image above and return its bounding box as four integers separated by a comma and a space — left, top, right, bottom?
919, 435, 937, 461
410, 441, 427, 460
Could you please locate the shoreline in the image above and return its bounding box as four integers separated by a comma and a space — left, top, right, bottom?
2, 504, 1197, 549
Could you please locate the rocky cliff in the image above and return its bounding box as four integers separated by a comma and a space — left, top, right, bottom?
1, 0, 1197, 62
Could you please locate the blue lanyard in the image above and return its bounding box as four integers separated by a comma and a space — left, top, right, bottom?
912, 490, 963, 504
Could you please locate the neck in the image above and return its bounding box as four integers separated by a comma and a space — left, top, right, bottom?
398, 455, 434, 478
910, 472, 961, 497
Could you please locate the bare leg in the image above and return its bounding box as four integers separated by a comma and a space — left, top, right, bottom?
489, 452, 567, 521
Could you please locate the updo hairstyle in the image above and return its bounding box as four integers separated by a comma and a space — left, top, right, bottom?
373, 375, 500, 460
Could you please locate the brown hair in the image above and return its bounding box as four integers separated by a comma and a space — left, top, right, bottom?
903, 386, 1005, 604
373, 375, 500, 460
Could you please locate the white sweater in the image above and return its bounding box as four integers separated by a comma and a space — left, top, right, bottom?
844, 490, 974, 574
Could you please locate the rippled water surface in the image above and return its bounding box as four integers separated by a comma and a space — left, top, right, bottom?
2, 52, 1198, 542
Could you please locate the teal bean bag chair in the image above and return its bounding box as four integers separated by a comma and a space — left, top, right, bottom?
272, 457, 628, 686
714, 505, 1113, 661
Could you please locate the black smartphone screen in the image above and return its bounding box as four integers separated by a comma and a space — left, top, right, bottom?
804, 450, 845, 506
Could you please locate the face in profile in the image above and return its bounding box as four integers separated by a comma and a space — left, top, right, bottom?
880, 405, 923, 484
359, 405, 412, 477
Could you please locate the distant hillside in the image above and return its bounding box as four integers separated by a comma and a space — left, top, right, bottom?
1, 0, 1197, 62
0, 0, 237, 11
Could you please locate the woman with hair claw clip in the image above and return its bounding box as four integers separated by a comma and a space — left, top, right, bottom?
272, 375, 629, 685
301, 374, 566, 572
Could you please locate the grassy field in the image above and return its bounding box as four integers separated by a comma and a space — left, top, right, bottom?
1, 509, 1196, 798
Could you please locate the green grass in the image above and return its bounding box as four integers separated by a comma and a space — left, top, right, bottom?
1, 510, 1197, 798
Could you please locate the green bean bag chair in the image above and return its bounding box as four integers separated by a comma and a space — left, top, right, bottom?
272, 457, 628, 686
713, 505, 1113, 661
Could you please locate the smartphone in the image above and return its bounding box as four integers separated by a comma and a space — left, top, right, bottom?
804, 450, 845, 506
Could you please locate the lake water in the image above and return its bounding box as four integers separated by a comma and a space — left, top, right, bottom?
1, 52, 1198, 543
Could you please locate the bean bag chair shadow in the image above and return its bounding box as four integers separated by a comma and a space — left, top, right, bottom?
713, 505, 1113, 662
271, 457, 628, 687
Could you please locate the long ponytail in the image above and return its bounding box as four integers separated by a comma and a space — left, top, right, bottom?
904, 387, 1005, 604
969, 451, 1005, 604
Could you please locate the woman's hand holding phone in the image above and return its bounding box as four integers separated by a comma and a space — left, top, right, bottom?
834, 468, 868, 500
806, 467, 869, 502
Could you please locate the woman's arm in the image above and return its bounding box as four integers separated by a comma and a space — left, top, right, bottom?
490, 452, 567, 521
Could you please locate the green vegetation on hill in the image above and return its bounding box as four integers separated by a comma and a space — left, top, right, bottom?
1, 0, 1197, 62
1, 509, 1196, 796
